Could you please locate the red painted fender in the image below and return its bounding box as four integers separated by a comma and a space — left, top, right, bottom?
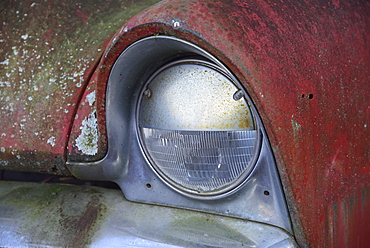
0, 0, 161, 174
1, 0, 369, 246
85, 0, 369, 246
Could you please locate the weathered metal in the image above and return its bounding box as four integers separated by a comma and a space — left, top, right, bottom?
0, 181, 297, 247
83, 0, 369, 246
1, 0, 369, 247
68, 35, 293, 234
0, 0, 161, 173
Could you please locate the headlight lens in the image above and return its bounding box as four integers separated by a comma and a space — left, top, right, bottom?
138, 60, 259, 197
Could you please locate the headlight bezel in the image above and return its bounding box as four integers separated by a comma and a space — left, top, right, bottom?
67, 35, 292, 233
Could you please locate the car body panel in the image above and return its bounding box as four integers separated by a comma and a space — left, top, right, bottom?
0, 181, 297, 248
1, 0, 369, 247
0, 0, 161, 174
66, 0, 369, 246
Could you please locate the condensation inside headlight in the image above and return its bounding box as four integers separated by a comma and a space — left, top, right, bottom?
138, 61, 258, 196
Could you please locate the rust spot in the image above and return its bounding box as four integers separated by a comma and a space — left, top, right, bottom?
239, 118, 250, 129
57, 194, 107, 247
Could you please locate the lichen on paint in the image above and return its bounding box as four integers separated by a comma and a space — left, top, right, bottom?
1, 0, 162, 172
47, 136, 56, 147
86, 90, 96, 106
0, 160, 9, 166
75, 110, 99, 155
0, 59, 9, 65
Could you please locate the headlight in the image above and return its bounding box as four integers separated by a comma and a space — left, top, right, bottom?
68, 36, 292, 233
138, 60, 259, 197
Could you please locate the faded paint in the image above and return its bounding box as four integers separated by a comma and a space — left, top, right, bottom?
0, 0, 162, 173
85, 0, 369, 246
1, 0, 369, 246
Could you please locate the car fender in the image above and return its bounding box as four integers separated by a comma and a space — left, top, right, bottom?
70, 0, 369, 246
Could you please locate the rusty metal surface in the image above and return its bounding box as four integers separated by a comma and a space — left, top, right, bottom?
0, 181, 297, 247
0, 0, 161, 173
1, 0, 369, 246
84, 0, 369, 246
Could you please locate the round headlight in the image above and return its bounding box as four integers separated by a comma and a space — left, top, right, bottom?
137, 59, 259, 197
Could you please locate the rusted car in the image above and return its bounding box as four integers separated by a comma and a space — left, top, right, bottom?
0, 0, 369, 247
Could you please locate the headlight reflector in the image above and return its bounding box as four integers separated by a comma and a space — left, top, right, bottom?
138, 60, 259, 197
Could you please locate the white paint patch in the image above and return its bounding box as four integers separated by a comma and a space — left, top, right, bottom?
47, 136, 56, 147
75, 110, 98, 155
86, 90, 96, 106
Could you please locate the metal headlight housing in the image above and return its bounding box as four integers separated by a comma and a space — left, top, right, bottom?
68, 35, 292, 233
138, 60, 259, 197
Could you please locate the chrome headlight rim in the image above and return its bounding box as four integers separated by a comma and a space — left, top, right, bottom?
135, 51, 262, 199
